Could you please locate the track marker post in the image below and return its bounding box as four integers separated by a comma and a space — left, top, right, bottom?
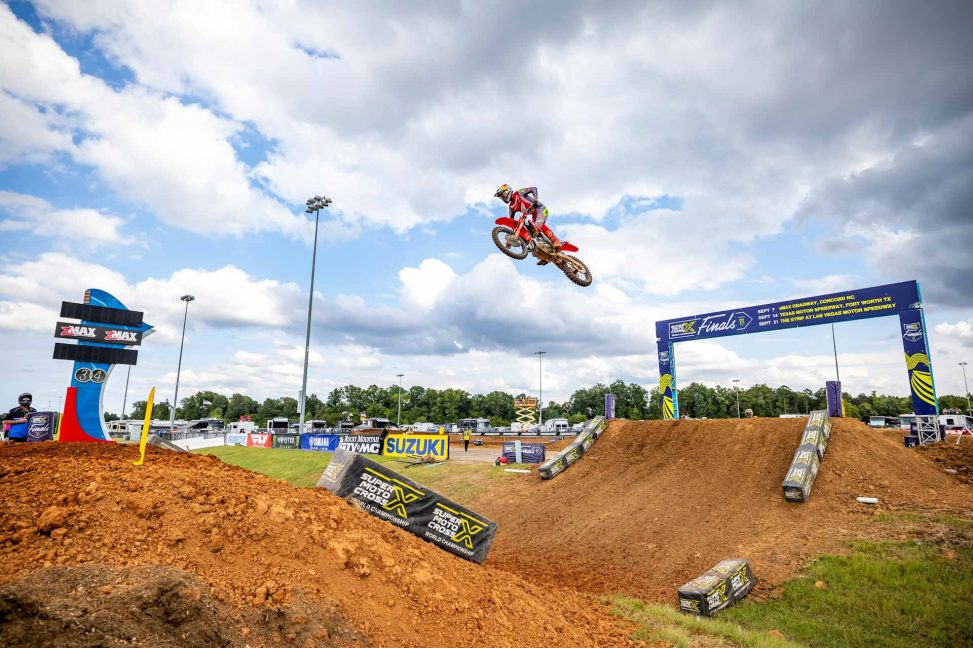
133, 387, 155, 466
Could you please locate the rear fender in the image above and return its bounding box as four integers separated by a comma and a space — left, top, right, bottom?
561, 242, 579, 253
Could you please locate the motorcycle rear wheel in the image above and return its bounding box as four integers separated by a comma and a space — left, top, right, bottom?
491, 226, 529, 260
560, 254, 592, 287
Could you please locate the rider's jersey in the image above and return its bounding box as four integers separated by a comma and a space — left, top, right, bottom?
507, 187, 539, 218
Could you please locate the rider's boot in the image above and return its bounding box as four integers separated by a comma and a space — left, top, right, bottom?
537, 226, 562, 264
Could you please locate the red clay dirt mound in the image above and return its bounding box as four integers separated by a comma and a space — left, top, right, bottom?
478, 418, 973, 603
0, 443, 638, 648
917, 439, 973, 485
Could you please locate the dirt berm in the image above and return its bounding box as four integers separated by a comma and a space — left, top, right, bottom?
0, 443, 638, 648
479, 418, 973, 602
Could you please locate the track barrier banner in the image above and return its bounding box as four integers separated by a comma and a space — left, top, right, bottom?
383, 433, 449, 460
502, 442, 546, 464
246, 432, 273, 448
538, 417, 605, 480
225, 432, 248, 446
272, 433, 300, 449
678, 558, 754, 616
782, 410, 830, 502
801, 410, 832, 459
338, 434, 383, 455
318, 448, 497, 563
301, 433, 341, 452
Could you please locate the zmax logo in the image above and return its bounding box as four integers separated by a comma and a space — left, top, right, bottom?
61, 325, 96, 338
105, 330, 138, 342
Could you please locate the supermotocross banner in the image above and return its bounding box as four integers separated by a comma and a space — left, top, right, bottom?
318, 448, 497, 563
655, 281, 938, 418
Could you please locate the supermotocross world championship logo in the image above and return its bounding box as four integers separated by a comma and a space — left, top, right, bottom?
428, 502, 487, 552
352, 467, 424, 525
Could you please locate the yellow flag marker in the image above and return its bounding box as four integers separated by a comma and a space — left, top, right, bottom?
133, 387, 155, 466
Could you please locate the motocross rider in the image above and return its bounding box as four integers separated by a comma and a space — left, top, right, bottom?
494, 184, 563, 265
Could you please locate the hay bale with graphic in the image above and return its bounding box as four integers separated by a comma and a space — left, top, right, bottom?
678, 558, 754, 616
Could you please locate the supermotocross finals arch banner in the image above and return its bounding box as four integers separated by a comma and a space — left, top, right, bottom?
654, 280, 938, 419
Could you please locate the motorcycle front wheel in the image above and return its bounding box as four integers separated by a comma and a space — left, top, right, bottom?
491, 226, 529, 260
559, 254, 593, 287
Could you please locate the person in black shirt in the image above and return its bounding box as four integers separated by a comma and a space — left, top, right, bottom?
4, 393, 36, 442
5, 392, 36, 420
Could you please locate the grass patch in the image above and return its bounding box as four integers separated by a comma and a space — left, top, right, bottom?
613, 533, 972, 647
195, 446, 527, 504
612, 597, 802, 648
717, 540, 973, 648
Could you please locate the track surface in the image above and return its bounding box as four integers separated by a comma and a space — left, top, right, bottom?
478, 418, 973, 602
0, 443, 636, 648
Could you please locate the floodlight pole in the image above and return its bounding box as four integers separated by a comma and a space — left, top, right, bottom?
960, 362, 971, 417
534, 351, 546, 426
732, 379, 741, 418
396, 373, 404, 426
299, 195, 332, 436
170, 294, 195, 432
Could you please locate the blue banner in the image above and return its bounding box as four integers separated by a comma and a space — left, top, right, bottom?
656, 281, 920, 344
300, 433, 341, 452
655, 281, 936, 419
899, 309, 938, 416
502, 442, 546, 464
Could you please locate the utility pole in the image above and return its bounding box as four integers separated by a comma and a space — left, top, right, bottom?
534, 351, 546, 426
961, 362, 971, 416
732, 379, 741, 418
396, 373, 404, 426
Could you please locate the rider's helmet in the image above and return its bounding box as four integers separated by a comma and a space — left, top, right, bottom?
494, 184, 513, 203
18, 393, 32, 407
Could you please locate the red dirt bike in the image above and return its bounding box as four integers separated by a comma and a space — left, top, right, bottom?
491, 215, 593, 287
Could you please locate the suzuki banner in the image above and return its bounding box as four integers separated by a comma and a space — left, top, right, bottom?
318, 448, 497, 563
383, 433, 449, 460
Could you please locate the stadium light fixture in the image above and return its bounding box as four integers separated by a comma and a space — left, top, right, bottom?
299, 195, 332, 435
170, 294, 195, 432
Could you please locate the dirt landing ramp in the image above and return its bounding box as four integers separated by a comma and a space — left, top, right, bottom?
479, 418, 973, 602
0, 443, 637, 648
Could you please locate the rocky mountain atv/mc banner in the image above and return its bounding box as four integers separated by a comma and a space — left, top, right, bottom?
317, 448, 496, 563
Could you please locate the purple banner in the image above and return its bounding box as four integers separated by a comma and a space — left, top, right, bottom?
502, 442, 546, 464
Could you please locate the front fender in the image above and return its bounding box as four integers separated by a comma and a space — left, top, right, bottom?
494, 217, 519, 228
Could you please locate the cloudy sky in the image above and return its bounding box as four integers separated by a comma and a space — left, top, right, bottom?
1, 1, 971, 414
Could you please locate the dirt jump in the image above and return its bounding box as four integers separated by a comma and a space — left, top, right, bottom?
0, 443, 637, 648
477, 418, 973, 602
1, 418, 970, 647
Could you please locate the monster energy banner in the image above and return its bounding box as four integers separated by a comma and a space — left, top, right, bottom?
656, 281, 938, 419
538, 417, 606, 480
678, 558, 755, 616
272, 433, 300, 449
318, 448, 497, 564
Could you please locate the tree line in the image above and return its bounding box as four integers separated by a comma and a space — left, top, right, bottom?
110, 381, 971, 425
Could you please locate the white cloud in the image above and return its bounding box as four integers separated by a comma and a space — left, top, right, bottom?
0, 190, 131, 245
